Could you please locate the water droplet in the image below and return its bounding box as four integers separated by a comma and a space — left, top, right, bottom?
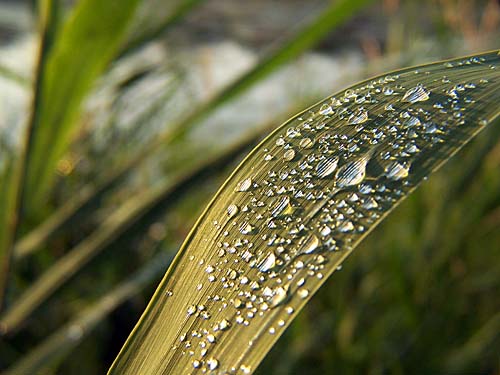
384, 161, 410, 180
297, 288, 310, 299
298, 233, 321, 254
219, 319, 231, 331
316, 156, 339, 178
402, 84, 430, 103
286, 127, 301, 138
207, 334, 216, 343
237, 178, 252, 192
259, 252, 276, 272
319, 103, 333, 115
270, 286, 288, 307
270, 196, 294, 217
335, 152, 372, 188
192, 360, 201, 369
240, 222, 255, 235
283, 149, 296, 161
348, 108, 369, 125
241, 365, 252, 374
338, 221, 354, 233
227, 204, 239, 218
299, 137, 314, 149
207, 358, 219, 370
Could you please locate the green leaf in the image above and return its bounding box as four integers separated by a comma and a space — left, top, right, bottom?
108, 51, 500, 374
2, 249, 173, 375
22, 0, 141, 212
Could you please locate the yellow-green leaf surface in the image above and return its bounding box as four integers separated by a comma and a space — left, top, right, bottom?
109, 51, 500, 374
23, 0, 140, 211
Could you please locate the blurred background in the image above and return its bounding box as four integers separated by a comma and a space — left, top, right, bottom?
0, 0, 499, 373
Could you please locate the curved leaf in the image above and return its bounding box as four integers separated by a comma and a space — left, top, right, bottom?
109, 51, 500, 374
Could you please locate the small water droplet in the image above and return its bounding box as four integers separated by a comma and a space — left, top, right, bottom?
384, 161, 410, 180
219, 319, 231, 331
207, 358, 219, 370
298, 233, 321, 254
259, 252, 276, 272
236, 178, 252, 192
299, 137, 314, 149
402, 84, 430, 103
227, 204, 239, 218
348, 108, 369, 125
319, 103, 334, 115
240, 222, 255, 235
270, 286, 288, 307
297, 288, 309, 299
283, 149, 296, 161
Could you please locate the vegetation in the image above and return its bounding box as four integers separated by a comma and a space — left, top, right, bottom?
0, 0, 498, 374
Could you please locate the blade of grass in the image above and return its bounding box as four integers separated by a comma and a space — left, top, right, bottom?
0, 108, 295, 334
120, 0, 206, 58
2, 249, 173, 375
13, 0, 373, 262
22, 0, 141, 214
0, 63, 31, 88
0, 0, 58, 311
108, 51, 500, 374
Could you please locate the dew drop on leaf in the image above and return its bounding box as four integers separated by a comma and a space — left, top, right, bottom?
402, 84, 430, 103
316, 156, 339, 178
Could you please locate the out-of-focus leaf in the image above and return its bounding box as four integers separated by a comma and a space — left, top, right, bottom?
2, 250, 173, 375
22, 0, 141, 212
108, 51, 500, 374
0, 0, 58, 311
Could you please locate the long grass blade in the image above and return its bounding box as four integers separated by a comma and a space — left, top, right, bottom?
108, 51, 500, 374
0, 0, 58, 311
22, 0, 141, 213
120, 0, 206, 58
13, 0, 372, 261
2, 250, 173, 375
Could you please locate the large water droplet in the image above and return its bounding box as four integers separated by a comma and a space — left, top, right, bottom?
335, 152, 372, 188
402, 84, 430, 103
316, 156, 339, 178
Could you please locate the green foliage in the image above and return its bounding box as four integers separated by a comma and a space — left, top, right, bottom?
108, 51, 500, 374
0, 0, 499, 374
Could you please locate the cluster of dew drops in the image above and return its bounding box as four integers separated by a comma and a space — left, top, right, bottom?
165, 54, 497, 374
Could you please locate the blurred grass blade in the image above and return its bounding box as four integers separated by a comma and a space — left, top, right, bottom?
121, 0, 206, 57
0, 63, 31, 87
22, 0, 141, 213
0, 158, 17, 311
13, 0, 373, 261
108, 51, 500, 374
0, 111, 287, 334
2, 250, 173, 375
0, 0, 58, 311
